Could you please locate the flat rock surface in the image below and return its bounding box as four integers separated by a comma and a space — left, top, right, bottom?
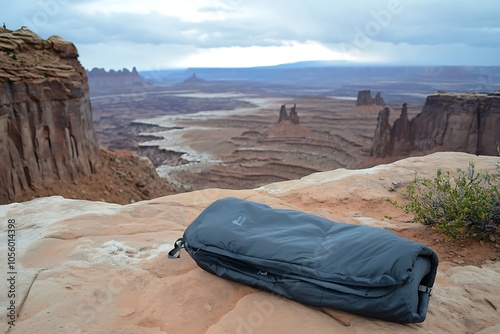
1, 152, 499, 333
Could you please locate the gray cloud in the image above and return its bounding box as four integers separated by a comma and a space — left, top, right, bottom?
2, 0, 500, 69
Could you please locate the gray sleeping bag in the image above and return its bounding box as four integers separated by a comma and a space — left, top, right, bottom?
169, 197, 439, 323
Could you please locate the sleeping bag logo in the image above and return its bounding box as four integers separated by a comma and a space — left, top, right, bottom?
232, 215, 247, 226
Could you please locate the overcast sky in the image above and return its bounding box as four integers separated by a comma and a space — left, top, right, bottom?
3, 0, 500, 70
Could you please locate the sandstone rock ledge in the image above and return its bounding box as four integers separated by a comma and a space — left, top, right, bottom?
1, 152, 499, 334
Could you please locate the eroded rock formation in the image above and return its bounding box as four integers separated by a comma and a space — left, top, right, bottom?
356, 90, 385, 106
87, 66, 143, 86
278, 104, 299, 124
289, 104, 299, 124
278, 104, 289, 122
0, 27, 100, 203
371, 107, 392, 157
371, 92, 500, 158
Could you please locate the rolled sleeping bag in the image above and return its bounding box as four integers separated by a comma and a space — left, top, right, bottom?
169, 197, 439, 323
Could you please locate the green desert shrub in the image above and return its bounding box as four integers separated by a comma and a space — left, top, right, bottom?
388, 162, 500, 239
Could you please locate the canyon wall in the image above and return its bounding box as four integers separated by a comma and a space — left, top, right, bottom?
371, 92, 500, 158
0, 27, 99, 203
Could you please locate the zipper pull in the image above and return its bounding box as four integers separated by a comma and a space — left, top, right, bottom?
168, 238, 185, 259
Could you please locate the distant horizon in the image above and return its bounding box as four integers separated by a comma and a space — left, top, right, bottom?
85, 61, 500, 73
87, 60, 500, 72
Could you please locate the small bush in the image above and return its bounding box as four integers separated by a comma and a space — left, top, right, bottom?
497, 146, 500, 173
388, 162, 500, 239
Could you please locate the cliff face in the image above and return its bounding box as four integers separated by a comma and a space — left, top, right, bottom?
0, 27, 99, 203
371, 92, 500, 158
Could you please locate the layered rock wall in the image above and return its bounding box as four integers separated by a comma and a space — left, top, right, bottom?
371, 92, 500, 158
0, 27, 99, 203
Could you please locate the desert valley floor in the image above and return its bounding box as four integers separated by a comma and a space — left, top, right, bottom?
92, 88, 421, 192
